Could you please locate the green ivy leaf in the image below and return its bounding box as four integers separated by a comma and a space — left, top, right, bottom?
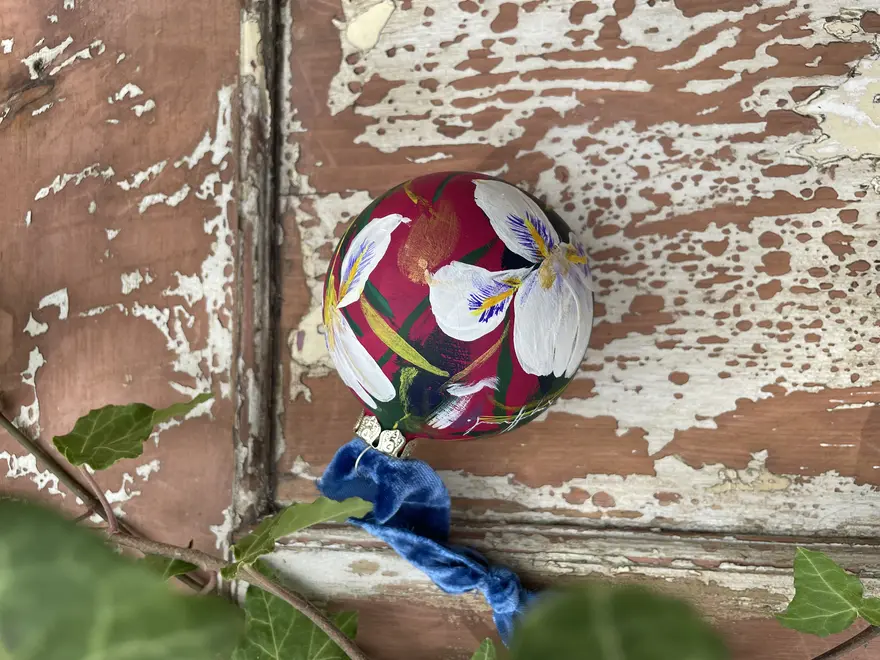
860, 598, 880, 626
510, 585, 728, 660
233, 586, 356, 660
0, 499, 243, 660
778, 548, 872, 636
224, 497, 372, 579
471, 638, 498, 660
142, 555, 199, 580
52, 392, 212, 470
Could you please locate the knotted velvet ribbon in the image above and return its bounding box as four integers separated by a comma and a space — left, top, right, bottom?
318, 438, 534, 644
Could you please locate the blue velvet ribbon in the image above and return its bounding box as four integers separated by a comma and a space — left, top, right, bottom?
318, 438, 535, 644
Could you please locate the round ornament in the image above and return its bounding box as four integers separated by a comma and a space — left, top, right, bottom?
322, 171, 594, 452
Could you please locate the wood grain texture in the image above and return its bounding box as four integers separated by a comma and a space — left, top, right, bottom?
0, 0, 240, 553
274, 0, 880, 655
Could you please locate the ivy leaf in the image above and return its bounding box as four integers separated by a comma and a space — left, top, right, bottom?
143, 555, 199, 580
0, 499, 243, 660
859, 598, 880, 626
510, 585, 728, 660
53, 392, 212, 470
223, 497, 372, 579
778, 548, 870, 636
471, 639, 498, 660
233, 586, 356, 660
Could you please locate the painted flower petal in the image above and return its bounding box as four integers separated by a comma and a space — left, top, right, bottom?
428, 377, 499, 430
330, 310, 395, 408
337, 213, 409, 309
562, 272, 594, 378
473, 179, 559, 264
566, 232, 595, 292
429, 262, 532, 342
447, 376, 499, 397
552, 283, 580, 378
512, 270, 567, 376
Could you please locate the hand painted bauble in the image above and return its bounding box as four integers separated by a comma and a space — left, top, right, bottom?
322, 171, 594, 453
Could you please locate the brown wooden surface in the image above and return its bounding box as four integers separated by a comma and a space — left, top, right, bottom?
0, 0, 240, 552
276, 0, 880, 658
3, 0, 880, 658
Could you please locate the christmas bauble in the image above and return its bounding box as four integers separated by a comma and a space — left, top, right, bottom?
322, 171, 594, 454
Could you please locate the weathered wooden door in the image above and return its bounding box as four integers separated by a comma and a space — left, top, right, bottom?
2, 1, 880, 659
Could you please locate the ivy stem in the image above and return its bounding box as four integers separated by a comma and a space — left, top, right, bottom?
113, 535, 370, 660
78, 467, 119, 534
0, 410, 102, 513
0, 409, 205, 593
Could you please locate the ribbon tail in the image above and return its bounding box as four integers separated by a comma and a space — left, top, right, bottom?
318, 438, 535, 644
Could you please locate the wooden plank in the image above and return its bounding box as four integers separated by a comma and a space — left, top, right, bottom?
0, 0, 241, 553
271, 1, 880, 656
277, 0, 880, 536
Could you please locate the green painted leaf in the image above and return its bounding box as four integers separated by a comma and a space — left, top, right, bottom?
341, 308, 363, 337
233, 586, 356, 660
510, 585, 728, 660
777, 548, 867, 636
225, 497, 372, 579
0, 499, 243, 660
458, 239, 497, 266
142, 555, 198, 580
494, 333, 513, 416
432, 172, 459, 203
363, 281, 394, 320
471, 638, 498, 660
398, 296, 431, 339
52, 392, 212, 470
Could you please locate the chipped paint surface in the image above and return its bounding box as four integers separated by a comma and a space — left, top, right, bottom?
343, 0, 397, 51
283, 2, 880, 454
275, 1, 880, 617
0, 0, 240, 551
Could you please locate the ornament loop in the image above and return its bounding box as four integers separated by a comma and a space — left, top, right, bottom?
353, 412, 411, 459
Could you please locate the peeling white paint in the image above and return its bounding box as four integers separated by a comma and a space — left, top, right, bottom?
112, 83, 143, 103
14, 348, 46, 433
38, 288, 69, 321
121, 270, 146, 295
21, 36, 72, 78
0, 451, 62, 496
662, 27, 741, 71
79, 303, 126, 318
133, 99, 156, 117
49, 39, 104, 76
116, 53, 126, 64
31, 101, 54, 116
407, 152, 452, 164
105, 228, 119, 241
23, 314, 48, 337
209, 504, 236, 554
24, 211, 31, 227
104, 473, 140, 517
2, 39, 13, 54
117, 160, 167, 191
48, 14, 58, 23
796, 54, 880, 163
344, 0, 396, 51
138, 184, 191, 213
135, 459, 161, 481
35, 164, 115, 201
131, 86, 235, 401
